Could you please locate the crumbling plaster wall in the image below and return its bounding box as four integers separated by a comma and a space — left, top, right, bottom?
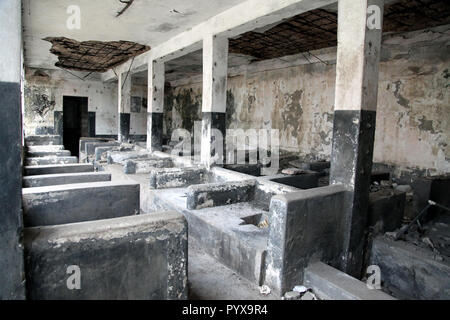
166, 26, 450, 175
24, 68, 117, 136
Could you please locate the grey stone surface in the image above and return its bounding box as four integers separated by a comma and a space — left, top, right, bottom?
26, 156, 78, 166
79, 137, 115, 156
25, 135, 62, 146
24, 211, 188, 300
27, 145, 65, 152
304, 261, 395, 300
24, 163, 94, 176
23, 172, 111, 188
85, 141, 120, 156
186, 180, 256, 210
149, 167, 207, 189
27, 150, 71, 157
370, 236, 450, 300
22, 181, 140, 227
264, 185, 347, 295
107, 150, 152, 164
150, 189, 269, 285
123, 158, 173, 174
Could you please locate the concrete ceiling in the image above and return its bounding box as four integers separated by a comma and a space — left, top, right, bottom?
22, 0, 247, 70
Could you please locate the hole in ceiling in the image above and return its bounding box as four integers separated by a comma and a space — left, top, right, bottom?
44, 37, 150, 73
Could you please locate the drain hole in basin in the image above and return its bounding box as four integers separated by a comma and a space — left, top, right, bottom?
240, 213, 269, 228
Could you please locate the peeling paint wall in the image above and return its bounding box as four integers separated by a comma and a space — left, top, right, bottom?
166, 26, 450, 174
24, 68, 117, 136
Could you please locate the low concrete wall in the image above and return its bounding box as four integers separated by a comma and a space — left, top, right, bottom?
23, 172, 111, 188
370, 236, 450, 300
149, 167, 207, 189
264, 184, 347, 295
24, 164, 94, 176
107, 150, 152, 164
22, 181, 140, 227
25, 135, 61, 146
27, 145, 64, 152
27, 150, 71, 157
26, 156, 78, 166
24, 211, 188, 300
124, 158, 173, 174
304, 261, 395, 300
186, 180, 256, 210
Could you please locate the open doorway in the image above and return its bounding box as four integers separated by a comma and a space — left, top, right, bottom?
63, 96, 89, 157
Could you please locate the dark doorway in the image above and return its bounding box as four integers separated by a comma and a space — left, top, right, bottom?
63, 96, 89, 157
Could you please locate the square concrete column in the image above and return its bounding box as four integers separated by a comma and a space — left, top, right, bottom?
147, 60, 164, 152
330, 0, 384, 277
0, 0, 25, 299
118, 72, 131, 142
201, 34, 228, 167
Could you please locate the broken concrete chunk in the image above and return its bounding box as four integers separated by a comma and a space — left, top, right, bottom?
283, 291, 301, 300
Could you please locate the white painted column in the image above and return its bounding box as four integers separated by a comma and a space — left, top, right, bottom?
118, 72, 131, 142
147, 60, 165, 152
200, 34, 229, 167
330, 0, 384, 277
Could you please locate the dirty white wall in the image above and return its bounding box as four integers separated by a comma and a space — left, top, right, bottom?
130, 80, 148, 136
24, 68, 117, 136
166, 26, 450, 175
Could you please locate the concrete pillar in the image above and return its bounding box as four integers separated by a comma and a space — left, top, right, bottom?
330, 0, 384, 277
0, 0, 25, 299
201, 34, 228, 167
118, 72, 131, 142
147, 60, 164, 152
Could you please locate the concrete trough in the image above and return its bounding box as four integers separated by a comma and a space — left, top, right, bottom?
149, 167, 207, 189
107, 150, 153, 164
22, 181, 140, 227
186, 180, 256, 210
368, 189, 406, 233
23, 172, 111, 188
124, 158, 174, 174
24, 164, 94, 176
26, 156, 78, 166
370, 236, 450, 300
24, 211, 188, 300
25, 135, 62, 146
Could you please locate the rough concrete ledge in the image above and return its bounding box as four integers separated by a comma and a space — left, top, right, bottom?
26, 156, 78, 166
23, 172, 111, 188
22, 181, 140, 227
149, 167, 207, 189
25, 135, 61, 146
24, 163, 94, 176
124, 158, 173, 174
304, 261, 396, 300
28, 150, 71, 157
186, 180, 256, 210
24, 211, 188, 300
370, 236, 450, 300
27, 145, 65, 152
107, 150, 152, 164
